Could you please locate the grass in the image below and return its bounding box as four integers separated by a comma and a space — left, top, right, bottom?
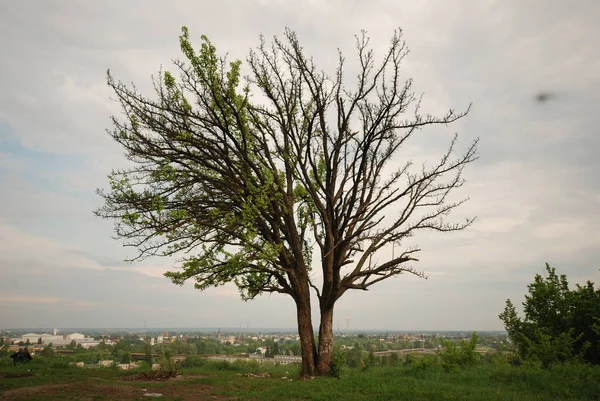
1, 356, 600, 400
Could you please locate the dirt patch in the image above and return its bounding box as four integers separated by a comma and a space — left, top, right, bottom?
0, 383, 140, 401
121, 372, 215, 382
237, 372, 270, 378
0, 376, 235, 401
121, 371, 175, 382
0, 373, 34, 379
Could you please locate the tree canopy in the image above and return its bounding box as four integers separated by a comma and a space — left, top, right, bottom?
500, 263, 600, 367
96, 26, 478, 376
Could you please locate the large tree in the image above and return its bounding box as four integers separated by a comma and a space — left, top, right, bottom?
96, 26, 478, 376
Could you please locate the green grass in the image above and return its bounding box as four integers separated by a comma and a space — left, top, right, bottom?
1, 357, 599, 400
189, 361, 600, 401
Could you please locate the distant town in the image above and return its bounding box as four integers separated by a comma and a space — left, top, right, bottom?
0, 327, 509, 370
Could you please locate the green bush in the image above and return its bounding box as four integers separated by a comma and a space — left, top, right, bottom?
436, 331, 480, 372
212, 360, 232, 371
328, 349, 345, 379
204, 358, 262, 373
39, 347, 55, 358
120, 351, 132, 364
158, 357, 180, 378
232, 359, 261, 372
362, 351, 376, 371
491, 359, 600, 400
500, 264, 600, 367
45, 357, 71, 369
180, 355, 205, 368
481, 351, 510, 366
412, 355, 436, 371
345, 344, 365, 369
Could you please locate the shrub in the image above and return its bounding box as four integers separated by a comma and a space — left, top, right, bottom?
204, 358, 262, 373
117, 350, 131, 364
481, 351, 510, 366
46, 357, 71, 369
232, 359, 260, 372
500, 264, 600, 367
345, 344, 364, 369
39, 347, 55, 358
180, 355, 205, 368
412, 355, 436, 371
436, 331, 480, 372
363, 351, 376, 371
158, 357, 180, 378
328, 349, 345, 379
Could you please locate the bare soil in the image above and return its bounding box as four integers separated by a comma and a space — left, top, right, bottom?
0, 375, 237, 401
0, 373, 34, 379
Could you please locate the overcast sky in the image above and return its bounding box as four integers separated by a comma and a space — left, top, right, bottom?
1, 0, 599, 331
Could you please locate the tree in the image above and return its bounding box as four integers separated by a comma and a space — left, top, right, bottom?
96, 341, 109, 352
39, 347, 55, 358
96, 26, 478, 376
500, 263, 600, 366
272, 341, 280, 356
120, 351, 132, 364
145, 344, 153, 366
37, 337, 43, 345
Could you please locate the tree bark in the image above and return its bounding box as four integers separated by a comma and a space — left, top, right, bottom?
295, 290, 317, 376
316, 304, 335, 375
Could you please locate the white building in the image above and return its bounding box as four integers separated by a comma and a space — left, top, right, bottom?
21, 333, 43, 344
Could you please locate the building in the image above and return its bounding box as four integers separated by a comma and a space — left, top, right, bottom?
274, 355, 302, 365
255, 346, 269, 354
68, 333, 85, 340
14, 332, 109, 348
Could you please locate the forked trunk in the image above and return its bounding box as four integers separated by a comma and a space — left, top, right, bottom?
295, 293, 317, 376
317, 305, 335, 375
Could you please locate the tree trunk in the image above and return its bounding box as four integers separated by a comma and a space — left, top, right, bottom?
317, 304, 335, 375
295, 292, 317, 376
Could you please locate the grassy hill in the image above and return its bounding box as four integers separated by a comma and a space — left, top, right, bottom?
1, 355, 599, 400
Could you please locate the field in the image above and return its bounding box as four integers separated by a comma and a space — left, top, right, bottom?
1, 356, 599, 401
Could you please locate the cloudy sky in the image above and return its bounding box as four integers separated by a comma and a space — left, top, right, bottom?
1, 0, 599, 331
